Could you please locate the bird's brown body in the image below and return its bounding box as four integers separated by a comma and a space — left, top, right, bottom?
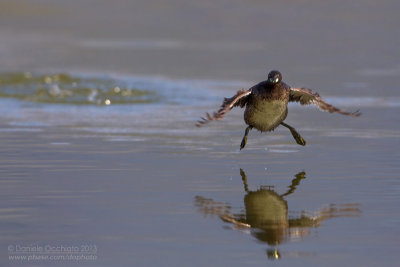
196, 70, 361, 150
244, 81, 290, 132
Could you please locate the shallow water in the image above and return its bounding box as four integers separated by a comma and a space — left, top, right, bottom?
1, 0, 400, 266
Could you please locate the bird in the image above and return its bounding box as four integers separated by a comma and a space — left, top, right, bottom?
196, 70, 361, 150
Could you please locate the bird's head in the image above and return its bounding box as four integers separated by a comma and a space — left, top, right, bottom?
267, 70, 282, 84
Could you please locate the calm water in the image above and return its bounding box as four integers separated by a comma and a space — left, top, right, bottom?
0, 0, 399, 266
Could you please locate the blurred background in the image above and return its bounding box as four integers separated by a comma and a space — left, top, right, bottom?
1, 0, 399, 93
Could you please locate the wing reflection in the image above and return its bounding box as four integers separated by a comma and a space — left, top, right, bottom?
195, 169, 361, 260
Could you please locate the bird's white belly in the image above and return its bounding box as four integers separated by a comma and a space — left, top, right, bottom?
244, 100, 287, 132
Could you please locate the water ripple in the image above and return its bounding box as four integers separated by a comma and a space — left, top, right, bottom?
0, 72, 158, 105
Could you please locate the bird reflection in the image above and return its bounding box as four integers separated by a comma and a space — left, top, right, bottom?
195, 169, 361, 260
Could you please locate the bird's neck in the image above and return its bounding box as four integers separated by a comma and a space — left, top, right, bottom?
262, 83, 288, 100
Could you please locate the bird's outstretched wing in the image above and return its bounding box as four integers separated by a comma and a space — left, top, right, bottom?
289, 87, 361, 117
196, 88, 252, 127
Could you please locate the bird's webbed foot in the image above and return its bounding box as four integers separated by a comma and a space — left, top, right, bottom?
280, 122, 306, 146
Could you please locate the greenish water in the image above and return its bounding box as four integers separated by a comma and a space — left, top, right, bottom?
0, 73, 157, 105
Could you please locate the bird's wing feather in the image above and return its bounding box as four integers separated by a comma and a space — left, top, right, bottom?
289, 87, 361, 116
196, 88, 252, 127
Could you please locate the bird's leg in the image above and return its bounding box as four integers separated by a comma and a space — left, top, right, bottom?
239, 168, 249, 192
240, 126, 253, 150
280, 122, 306, 146
280, 171, 306, 197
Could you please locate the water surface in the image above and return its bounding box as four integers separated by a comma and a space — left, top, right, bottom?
0, 0, 399, 266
